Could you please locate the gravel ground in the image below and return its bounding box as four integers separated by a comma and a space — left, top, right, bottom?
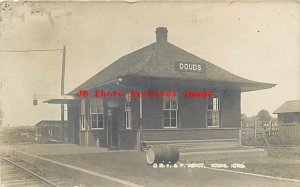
44, 151, 300, 187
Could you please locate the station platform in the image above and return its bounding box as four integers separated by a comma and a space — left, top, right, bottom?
1, 144, 299, 187
3, 144, 128, 156
2, 143, 267, 163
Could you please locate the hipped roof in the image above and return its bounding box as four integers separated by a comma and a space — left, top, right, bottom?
273, 100, 300, 114
69, 38, 275, 94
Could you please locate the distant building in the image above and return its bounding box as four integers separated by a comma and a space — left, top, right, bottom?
35, 120, 68, 142
273, 100, 300, 143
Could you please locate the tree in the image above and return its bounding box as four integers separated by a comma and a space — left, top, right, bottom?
241, 113, 247, 125
257, 109, 272, 122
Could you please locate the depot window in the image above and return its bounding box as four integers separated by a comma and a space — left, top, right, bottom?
207, 94, 220, 127
163, 96, 178, 128
124, 93, 132, 129
80, 99, 85, 130
90, 98, 104, 129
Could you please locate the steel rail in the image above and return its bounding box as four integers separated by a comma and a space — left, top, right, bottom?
2, 157, 61, 187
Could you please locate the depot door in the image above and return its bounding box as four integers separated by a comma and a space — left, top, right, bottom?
108, 107, 119, 148
111, 107, 119, 147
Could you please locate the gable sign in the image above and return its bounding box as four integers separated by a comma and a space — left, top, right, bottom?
175, 61, 206, 73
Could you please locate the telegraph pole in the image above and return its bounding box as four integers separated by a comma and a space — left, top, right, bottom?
1, 46, 67, 140
61, 45, 66, 141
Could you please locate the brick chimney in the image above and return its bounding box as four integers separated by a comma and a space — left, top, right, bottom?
155, 27, 168, 42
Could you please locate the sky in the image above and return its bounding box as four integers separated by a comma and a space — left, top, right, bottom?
0, 1, 299, 126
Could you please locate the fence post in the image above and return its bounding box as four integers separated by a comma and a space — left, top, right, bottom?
136, 130, 141, 151
254, 118, 257, 139
268, 122, 271, 137
238, 128, 242, 146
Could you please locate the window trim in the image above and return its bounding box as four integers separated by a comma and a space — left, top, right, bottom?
90, 98, 104, 130
163, 96, 178, 128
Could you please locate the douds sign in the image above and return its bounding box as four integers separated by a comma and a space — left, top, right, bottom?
175, 61, 206, 73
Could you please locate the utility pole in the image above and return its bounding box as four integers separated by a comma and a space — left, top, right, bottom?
1, 47, 67, 139
61, 46, 66, 141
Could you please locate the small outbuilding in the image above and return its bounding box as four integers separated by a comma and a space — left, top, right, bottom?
35, 120, 69, 142
273, 100, 300, 143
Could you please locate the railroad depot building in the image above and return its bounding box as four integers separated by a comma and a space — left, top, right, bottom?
47, 27, 275, 150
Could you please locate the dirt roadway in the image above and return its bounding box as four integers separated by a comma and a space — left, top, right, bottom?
44, 151, 300, 187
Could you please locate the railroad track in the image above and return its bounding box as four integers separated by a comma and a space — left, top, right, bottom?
1, 157, 74, 187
